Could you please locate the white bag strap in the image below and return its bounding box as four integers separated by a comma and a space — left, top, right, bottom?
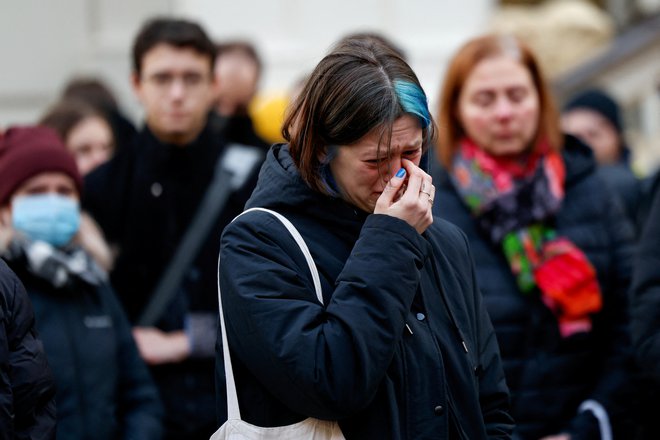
217, 207, 324, 420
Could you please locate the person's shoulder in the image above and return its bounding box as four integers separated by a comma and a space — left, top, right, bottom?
0, 259, 32, 333
596, 163, 640, 197
562, 133, 589, 151
0, 258, 19, 296
561, 133, 596, 166
85, 138, 136, 188
221, 208, 287, 243
561, 134, 601, 185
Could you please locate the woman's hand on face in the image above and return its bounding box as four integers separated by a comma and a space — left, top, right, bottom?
374, 159, 434, 234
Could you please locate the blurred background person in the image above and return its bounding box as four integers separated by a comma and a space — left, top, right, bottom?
213, 40, 269, 149
0, 126, 162, 440
40, 99, 116, 176
0, 259, 56, 440
39, 100, 117, 272
431, 34, 635, 440
561, 88, 643, 236
83, 18, 263, 439
60, 77, 138, 153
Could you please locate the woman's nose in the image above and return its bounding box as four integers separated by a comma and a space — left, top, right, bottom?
383, 158, 403, 182
494, 97, 514, 119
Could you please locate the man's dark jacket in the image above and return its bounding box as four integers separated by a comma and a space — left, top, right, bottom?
0, 259, 56, 440
431, 135, 635, 440
216, 144, 514, 439
83, 114, 262, 437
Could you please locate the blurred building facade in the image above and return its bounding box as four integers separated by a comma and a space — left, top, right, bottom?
0, 0, 493, 125
1, 0, 658, 171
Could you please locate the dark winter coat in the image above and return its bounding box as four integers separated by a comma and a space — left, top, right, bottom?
629, 170, 660, 440
431, 135, 635, 439
83, 113, 263, 437
216, 144, 514, 440
596, 162, 643, 237
631, 170, 660, 380
5, 259, 162, 440
0, 259, 56, 440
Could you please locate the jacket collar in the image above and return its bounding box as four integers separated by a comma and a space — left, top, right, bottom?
246, 144, 368, 236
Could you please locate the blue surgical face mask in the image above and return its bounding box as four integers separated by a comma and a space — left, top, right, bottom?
12, 194, 81, 247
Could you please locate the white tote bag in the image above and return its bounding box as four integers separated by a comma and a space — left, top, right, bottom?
211, 208, 345, 440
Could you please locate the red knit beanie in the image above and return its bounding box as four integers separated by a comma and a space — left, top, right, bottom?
0, 126, 83, 206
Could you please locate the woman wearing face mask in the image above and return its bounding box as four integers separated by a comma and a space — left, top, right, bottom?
214, 37, 513, 439
0, 126, 162, 440
431, 35, 635, 440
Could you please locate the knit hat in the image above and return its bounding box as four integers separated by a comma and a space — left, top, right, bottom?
0, 126, 83, 206
563, 89, 622, 135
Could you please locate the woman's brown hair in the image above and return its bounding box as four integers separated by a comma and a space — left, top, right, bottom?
436, 34, 562, 168
282, 37, 436, 194
40, 99, 110, 143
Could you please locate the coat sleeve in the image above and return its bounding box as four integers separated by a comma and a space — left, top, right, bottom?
103, 285, 163, 440
630, 183, 660, 381
1, 262, 56, 440
460, 232, 515, 439
219, 213, 430, 419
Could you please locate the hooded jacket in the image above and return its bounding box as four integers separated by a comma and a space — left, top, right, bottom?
216, 144, 514, 439
432, 135, 635, 439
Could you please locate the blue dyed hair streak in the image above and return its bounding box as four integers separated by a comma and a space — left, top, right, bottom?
393, 80, 431, 129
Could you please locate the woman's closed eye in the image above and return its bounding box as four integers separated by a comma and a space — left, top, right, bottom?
403, 148, 422, 158
507, 87, 528, 103
472, 91, 495, 107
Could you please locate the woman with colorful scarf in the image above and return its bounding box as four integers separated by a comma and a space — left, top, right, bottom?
0, 126, 163, 440
431, 35, 635, 440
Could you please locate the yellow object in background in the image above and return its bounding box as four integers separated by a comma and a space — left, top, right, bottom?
249, 92, 291, 144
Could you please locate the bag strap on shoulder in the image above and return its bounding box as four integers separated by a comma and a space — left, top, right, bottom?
218, 207, 323, 420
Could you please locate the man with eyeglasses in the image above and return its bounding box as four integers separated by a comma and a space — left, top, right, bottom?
83, 17, 263, 440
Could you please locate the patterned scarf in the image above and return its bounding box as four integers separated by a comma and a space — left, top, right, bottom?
1, 235, 107, 292
450, 138, 602, 337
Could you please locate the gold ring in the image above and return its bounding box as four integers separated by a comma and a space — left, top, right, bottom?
428, 197, 434, 204
420, 190, 431, 197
